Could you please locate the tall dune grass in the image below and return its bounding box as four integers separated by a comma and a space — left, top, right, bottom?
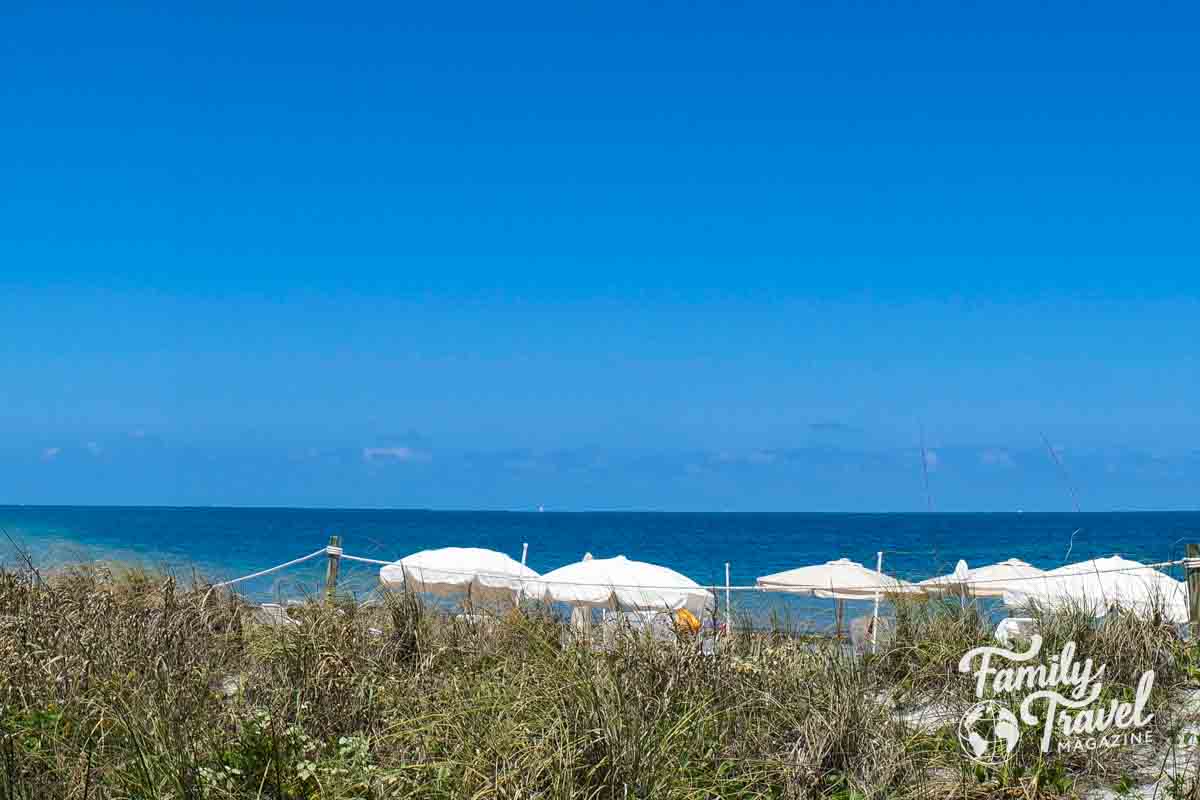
0, 564, 1196, 799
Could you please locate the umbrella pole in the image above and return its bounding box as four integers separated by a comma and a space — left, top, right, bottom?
871, 551, 883, 653
724, 562, 732, 635
835, 599, 844, 639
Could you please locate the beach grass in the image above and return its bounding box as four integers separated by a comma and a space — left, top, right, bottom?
1, 562, 1197, 799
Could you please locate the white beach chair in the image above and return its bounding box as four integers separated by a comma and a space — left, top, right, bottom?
994, 616, 1037, 647
252, 603, 300, 627
849, 615, 893, 652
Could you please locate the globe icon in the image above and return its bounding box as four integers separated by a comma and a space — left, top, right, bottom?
958, 700, 1020, 766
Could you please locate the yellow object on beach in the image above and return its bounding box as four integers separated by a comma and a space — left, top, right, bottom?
674, 608, 701, 635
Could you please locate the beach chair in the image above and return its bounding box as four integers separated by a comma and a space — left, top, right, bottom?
849, 615, 892, 652
994, 616, 1037, 647
251, 603, 300, 627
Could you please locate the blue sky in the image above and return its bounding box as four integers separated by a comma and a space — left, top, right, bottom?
2, 1, 1197, 510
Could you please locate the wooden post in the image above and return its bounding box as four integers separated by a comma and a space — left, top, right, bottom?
1187, 543, 1200, 636
324, 535, 342, 603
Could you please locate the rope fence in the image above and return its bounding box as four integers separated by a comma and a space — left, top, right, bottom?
210, 543, 1199, 596
207, 547, 331, 588
199, 540, 1200, 653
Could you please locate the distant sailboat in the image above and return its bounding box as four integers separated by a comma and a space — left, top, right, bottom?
538, 504, 545, 513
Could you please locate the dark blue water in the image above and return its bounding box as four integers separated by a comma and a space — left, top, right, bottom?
3, 507, 1197, 626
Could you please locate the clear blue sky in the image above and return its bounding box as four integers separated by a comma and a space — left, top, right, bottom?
2, 1, 1197, 510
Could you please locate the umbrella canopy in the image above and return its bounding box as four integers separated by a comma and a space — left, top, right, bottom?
379, 547, 539, 603
1003, 555, 1187, 623
921, 558, 1044, 598
756, 558, 921, 599
528, 555, 713, 615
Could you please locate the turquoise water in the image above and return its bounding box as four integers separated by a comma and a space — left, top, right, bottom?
3, 507, 1197, 627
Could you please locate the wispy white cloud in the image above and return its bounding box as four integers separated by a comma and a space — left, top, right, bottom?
809, 422, 861, 434
41, 447, 61, 461
362, 446, 429, 463
715, 450, 778, 465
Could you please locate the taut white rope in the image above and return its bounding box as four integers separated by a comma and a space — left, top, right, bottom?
210, 547, 330, 588
204, 546, 1193, 598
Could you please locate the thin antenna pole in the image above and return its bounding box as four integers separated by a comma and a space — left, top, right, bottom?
919, 426, 933, 512
1041, 432, 1081, 513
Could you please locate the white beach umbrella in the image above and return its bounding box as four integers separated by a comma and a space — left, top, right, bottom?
756, 558, 920, 599
528, 555, 713, 616
379, 547, 539, 604
756, 558, 921, 638
921, 558, 1044, 598
920, 559, 971, 604
1003, 555, 1187, 623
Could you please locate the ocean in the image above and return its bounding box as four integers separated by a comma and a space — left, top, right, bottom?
3, 506, 1197, 626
